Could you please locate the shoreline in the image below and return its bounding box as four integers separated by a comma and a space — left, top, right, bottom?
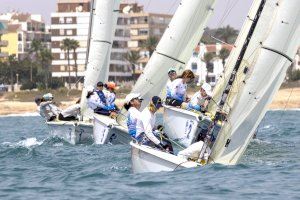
0, 88, 299, 115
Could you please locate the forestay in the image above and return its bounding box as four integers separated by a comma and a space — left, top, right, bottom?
209, 0, 300, 165
80, 0, 120, 119
132, 0, 218, 108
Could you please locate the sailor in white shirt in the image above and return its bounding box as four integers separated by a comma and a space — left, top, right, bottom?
124, 93, 144, 138
187, 83, 212, 112
166, 69, 195, 107
86, 85, 106, 110
166, 67, 177, 99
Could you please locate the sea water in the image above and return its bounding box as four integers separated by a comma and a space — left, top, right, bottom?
0, 110, 299, 200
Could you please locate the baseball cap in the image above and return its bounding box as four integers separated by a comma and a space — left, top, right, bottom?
125, 93, 143, 104
152, 96, 163, 109
201, 83, 212, 96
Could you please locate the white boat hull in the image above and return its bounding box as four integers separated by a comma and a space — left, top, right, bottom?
131, 141, 200, 173
163, 105, 213, 147
93, 114, 131, 145
47, 121, 93, 145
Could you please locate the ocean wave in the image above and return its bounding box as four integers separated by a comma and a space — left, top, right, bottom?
0, 112, 40, 117
2, 137, 44, 148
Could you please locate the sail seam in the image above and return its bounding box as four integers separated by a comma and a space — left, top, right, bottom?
261, 46, 293, 62
155, 51, 185, 64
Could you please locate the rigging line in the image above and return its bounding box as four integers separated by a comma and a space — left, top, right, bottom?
145, 0, 152, 11
167, 0, 180, 15
279, 86, 294, 124
216, 0, 240, 28
173, 160, 192, 171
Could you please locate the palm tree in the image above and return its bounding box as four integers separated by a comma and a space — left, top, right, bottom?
40, 49, 52, 89
215, 25, 238, 44
29, 39, 43, 82
70, 39, 80, 89
60, 38, 72, 89
8, 55, 17, 92
142, 36, 158, 57
126, 50, 141, 77
219, 48, 230, 69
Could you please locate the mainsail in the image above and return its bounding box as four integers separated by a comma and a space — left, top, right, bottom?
131, 0, 218, 108
209, 0, 300, 165
80, 0, 121, 118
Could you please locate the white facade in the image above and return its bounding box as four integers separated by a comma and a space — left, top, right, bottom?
51, 11, 131, 81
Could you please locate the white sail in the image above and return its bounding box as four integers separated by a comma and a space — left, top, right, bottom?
210, 0, 300, 165
132, 0, 218, 107
80, 0, 120, 118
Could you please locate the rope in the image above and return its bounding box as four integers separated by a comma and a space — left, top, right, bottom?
173, 160, 191, 171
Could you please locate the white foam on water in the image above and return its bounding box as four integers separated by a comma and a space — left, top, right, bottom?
2, 137, 44, 148
17, 137, 43, 147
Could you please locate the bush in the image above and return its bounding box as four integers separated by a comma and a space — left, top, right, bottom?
20, 81, 37, 90
50, 78, 64, 89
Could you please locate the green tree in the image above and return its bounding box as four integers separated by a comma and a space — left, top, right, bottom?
215, 25, 238, 44
40, 49, 52, 89
203, 52, 215, 82
142, 36, 158, 57
8, 55, 17, 91
219, 48, 230, 69
70, 39, 80, 89
61, 38, 72, 89
29, 39, 43, 82
126, 50, 141, 78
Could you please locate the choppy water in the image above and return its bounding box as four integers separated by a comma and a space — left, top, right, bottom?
0, 110, 299, 200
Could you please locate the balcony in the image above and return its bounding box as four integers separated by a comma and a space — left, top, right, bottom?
0, 40, 8, 47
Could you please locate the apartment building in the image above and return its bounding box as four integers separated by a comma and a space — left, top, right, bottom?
122, 3, 172, 73
51, 0, 131, 82
0, 13, 51, 59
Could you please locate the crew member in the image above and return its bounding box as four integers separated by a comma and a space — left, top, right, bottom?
187, 82, 212, 112
166, 69, 195, 106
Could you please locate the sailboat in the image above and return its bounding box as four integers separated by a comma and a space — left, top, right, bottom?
47, 0, 121, 144
131, 0, 300, 173
92, 0, 218, 144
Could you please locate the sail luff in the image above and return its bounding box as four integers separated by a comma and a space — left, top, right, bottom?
80, 0, 121, 119
131, 0, 218, 108
210, 0, 300, 164
207, 0, 263, 114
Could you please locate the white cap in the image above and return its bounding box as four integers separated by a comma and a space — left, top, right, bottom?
125, 93, 141, 104
86, 85, 94, 92
43, 93, 53, 100
201, 83, 212, 96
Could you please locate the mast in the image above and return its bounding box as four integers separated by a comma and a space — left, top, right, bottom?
84, 0, 95, 70
215, 0, 266, 120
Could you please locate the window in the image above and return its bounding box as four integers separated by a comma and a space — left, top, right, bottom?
139, 29, 148, 35
66, 18, 73, 24
66, 30, 73, 35
59, 17, 64, 24
18, 33, 22, 41
127, 41, 138, 48
18, 44, 22, 52
59, 29, 64, 35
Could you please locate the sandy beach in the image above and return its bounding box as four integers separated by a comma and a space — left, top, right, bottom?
0, 88, 299, 115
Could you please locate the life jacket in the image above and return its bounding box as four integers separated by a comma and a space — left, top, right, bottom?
96, 90, 106, 104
